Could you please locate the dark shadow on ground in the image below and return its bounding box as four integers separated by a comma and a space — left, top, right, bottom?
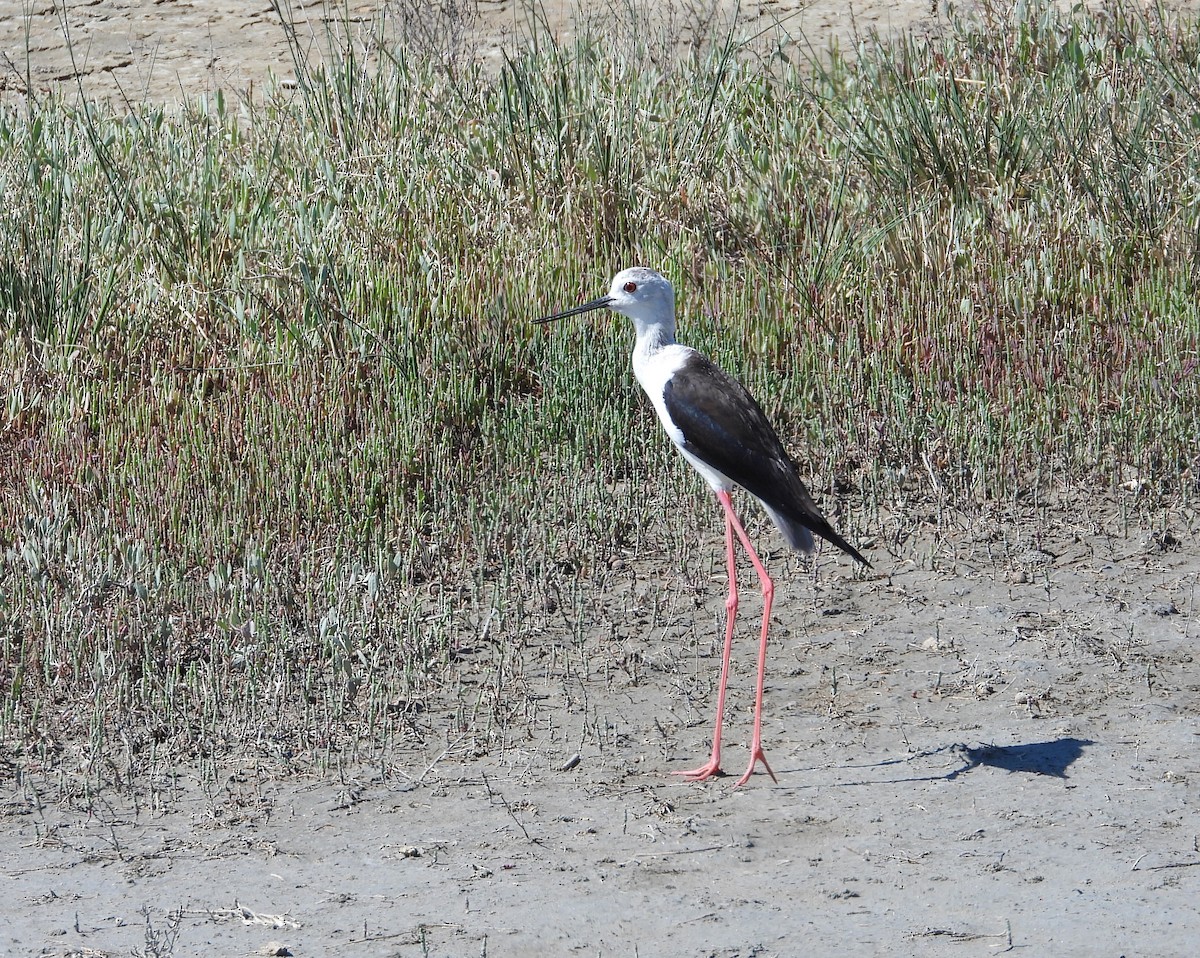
944, 737, 1095, 780
825, 737, 1096, 787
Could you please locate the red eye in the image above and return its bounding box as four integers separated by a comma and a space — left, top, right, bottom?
624, 281, 637, 293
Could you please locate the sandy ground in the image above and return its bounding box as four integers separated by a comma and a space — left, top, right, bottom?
2, 2, 1200, 956
4, 491, 1199, 956
0, 0, 951, 105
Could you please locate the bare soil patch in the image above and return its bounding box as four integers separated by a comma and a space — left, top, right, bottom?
4, 492, 1198, 956
0, 0, 948, 105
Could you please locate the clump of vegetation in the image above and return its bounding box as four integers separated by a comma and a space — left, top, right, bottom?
1, 0, 1196, 786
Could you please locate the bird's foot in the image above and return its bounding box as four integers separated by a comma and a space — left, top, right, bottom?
734, 743, 777, 787
671, 754, 724, 782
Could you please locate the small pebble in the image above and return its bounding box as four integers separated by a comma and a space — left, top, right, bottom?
558, 753, 582, 772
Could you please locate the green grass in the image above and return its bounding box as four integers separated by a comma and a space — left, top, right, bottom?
1, 0, 1197, 786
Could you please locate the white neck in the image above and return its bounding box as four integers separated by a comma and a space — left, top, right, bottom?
632, 315, 676, 361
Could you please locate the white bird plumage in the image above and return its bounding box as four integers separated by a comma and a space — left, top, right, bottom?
537, 266, 868, 785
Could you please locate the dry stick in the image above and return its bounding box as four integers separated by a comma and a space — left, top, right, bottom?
911, 921, 1013, 951
391, 734, 470, 788
480, 770, 539, 845
176, 903, 300, 928
1131, 856, 1200, 872
618, 843, 732, 866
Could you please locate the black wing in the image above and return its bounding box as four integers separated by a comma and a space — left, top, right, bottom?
663, 353, 868, 566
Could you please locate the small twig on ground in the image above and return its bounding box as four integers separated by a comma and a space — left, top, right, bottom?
391, 734, 468, 788
480, 771, 539, 845
176, 902, 300, 929
1131, 856, 1200, 872
911, 920, 1013, 951
618, 843, 731, 866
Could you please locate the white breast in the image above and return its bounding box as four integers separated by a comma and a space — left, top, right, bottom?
631, 342, 692, 444
631, 342, 735, 493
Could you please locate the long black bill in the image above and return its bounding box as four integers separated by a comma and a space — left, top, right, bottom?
535, 295, 614, 325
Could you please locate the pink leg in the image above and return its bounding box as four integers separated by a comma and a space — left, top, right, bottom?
717, 490, 778, 787
672, 503, 738, 781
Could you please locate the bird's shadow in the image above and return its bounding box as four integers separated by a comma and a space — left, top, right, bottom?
944, 737, 1094, 780
830, 736, 1095, 787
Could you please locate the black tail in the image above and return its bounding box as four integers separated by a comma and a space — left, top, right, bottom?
762, 501, 870, 567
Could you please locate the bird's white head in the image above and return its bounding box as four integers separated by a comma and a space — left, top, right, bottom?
537, 266, 676, 344
602, 267, 675, 326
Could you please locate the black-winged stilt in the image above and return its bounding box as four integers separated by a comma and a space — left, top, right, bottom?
537, 266, 869, 786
